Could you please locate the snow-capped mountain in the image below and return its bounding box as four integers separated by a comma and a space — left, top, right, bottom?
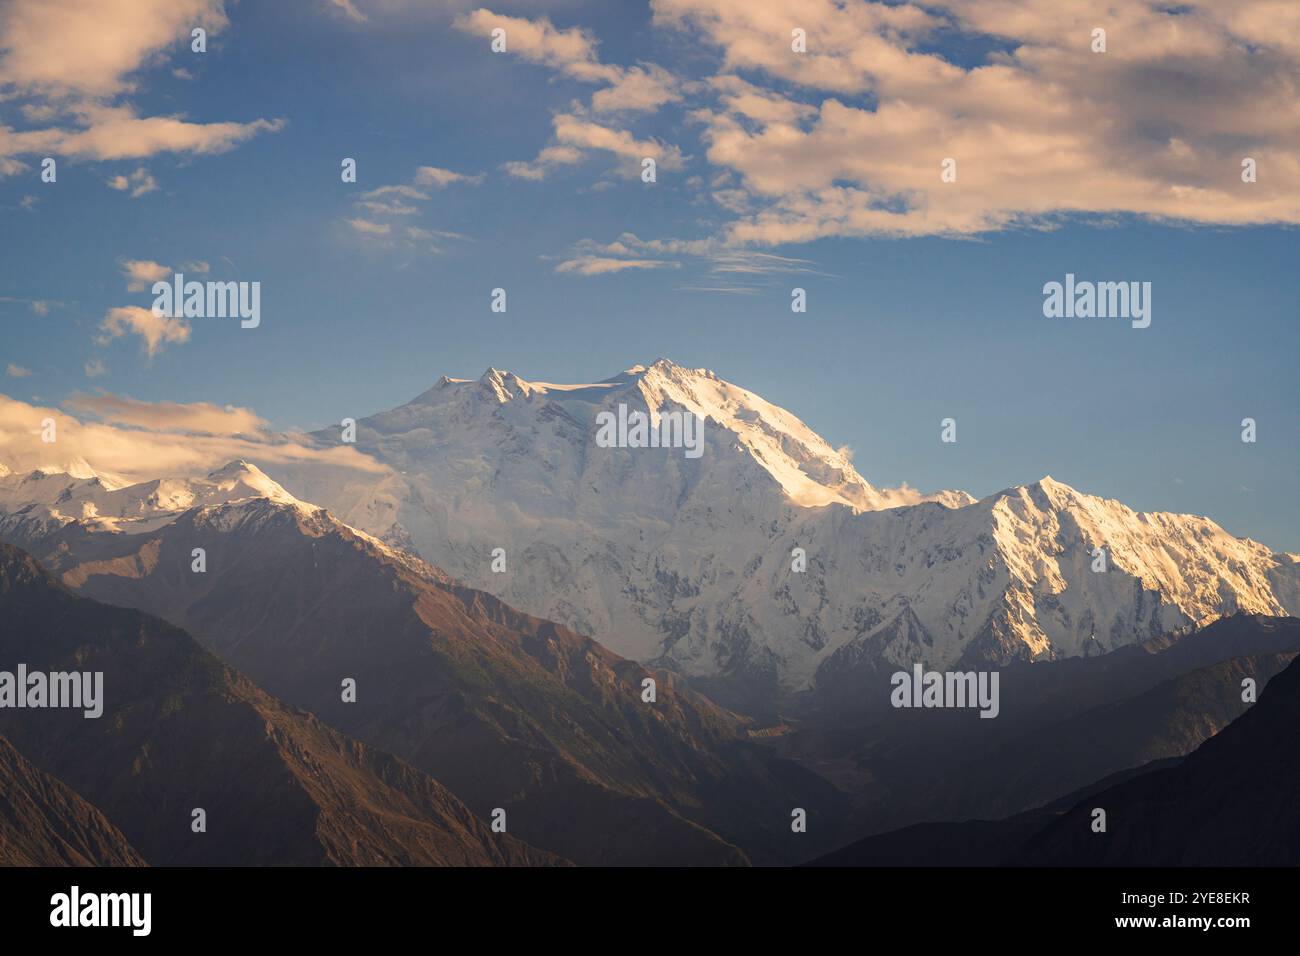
0, 462, 836, 864
0, 459, 312, 538
263, 359, 1300, 699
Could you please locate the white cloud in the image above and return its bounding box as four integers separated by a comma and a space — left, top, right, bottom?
651, 0, 1300, 239
556, 256, 678, 276
453, 9, 620, 84
344, 217, 393, 237
462, 1, 1300, 243
0, 391, 387, 483
327, 0, 368, 23
456, 9, 686, 180
98, 305, 190, 358
106, 165, 158, 197
345, 169, 473, 253
506, 114, 685, 181
121, 259, 171, 292
66, 391, 267, 436
591, 65, 682, 113
47, 106, 285, 161
359, 184, 429, 201
5, 364, 32, 378
0, 2, 283, 170
356, 199, 420, 216
0, 0, 228, 98
415, 165, 485, 187
503, 144, 584, 180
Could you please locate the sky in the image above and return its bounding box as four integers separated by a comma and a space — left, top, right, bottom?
1, 0, 1298, 549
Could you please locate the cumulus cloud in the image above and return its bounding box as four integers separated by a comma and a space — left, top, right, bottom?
107, 166, 158, 197
506, 114, 685, 181
553, 114, 683, 167
47, 106, 285, 161
651, 0, 1300, 239
503, 144, 584, 180
0, 0, 228, 98
98, 305, 190, 358
121, 259, 171, 291
591, 65, 682, 113
453, 7, 683, 113
453, 9, 620, 84
0, 1, 283, 169
477, 1, 1300, 244
5, 364, 32, 378
456, 9, 686, 178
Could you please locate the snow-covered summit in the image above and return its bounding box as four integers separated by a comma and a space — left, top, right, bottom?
382, 358, 970, 512
0, 459, 312, 536
260, 360, 1299, 694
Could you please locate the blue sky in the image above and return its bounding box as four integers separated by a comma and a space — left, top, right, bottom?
2, 0, 1298, 549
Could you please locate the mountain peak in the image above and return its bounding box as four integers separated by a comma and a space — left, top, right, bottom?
475, 367, 535, 403
1031, 474, 1080, 500
993, 474, 1084, 509
350, 359, 972, 515
203, 460, 299, 505
625, 358, 717, 383
10, 457, 127, 489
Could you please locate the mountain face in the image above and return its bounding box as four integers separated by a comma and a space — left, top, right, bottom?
259, 359, 1300, 701
0, 733, 146, 866
0, 543, 558, 867
1009, 648, 1300, 866
771, 614, 1300, 840
816, 641, 1300, 867
1, 467, 842, 865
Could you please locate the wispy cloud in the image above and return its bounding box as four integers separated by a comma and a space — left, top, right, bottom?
343, 167, 476, 254
0, 296, 56, 315
555, 256, 678, 277
344, 217, 392, 237
66, 391, 267, 436
415, 165, 485, 188
0, 392, 387, 482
